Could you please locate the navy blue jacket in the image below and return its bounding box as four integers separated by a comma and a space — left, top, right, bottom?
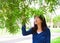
22, 25, 50, 43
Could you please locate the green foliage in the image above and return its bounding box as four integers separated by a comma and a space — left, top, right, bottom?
53, 15, 60, 24
45, 0, 60, 12
0, 0, 20, 34
5, 14, 19, 34
0, 13, 5, 28
0, 0, 60, 34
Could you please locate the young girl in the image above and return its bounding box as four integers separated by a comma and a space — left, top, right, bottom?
22, 15, 50, 43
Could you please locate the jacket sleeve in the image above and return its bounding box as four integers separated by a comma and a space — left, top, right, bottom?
45, 28, 51, 43
22, 24, 33, 36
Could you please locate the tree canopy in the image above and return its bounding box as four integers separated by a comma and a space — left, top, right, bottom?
0, 0, 60, 34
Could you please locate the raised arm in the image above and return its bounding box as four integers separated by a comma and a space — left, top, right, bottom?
22, 24, 33, 36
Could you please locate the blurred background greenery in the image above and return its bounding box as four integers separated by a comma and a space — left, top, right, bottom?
51, 37, 60, 43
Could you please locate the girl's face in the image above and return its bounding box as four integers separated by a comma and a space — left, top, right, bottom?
34, 16, 42, 25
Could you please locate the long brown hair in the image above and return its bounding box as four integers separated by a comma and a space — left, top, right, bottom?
32, 15, 47, 34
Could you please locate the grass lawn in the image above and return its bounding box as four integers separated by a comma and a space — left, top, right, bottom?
51, 37, 60, 43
